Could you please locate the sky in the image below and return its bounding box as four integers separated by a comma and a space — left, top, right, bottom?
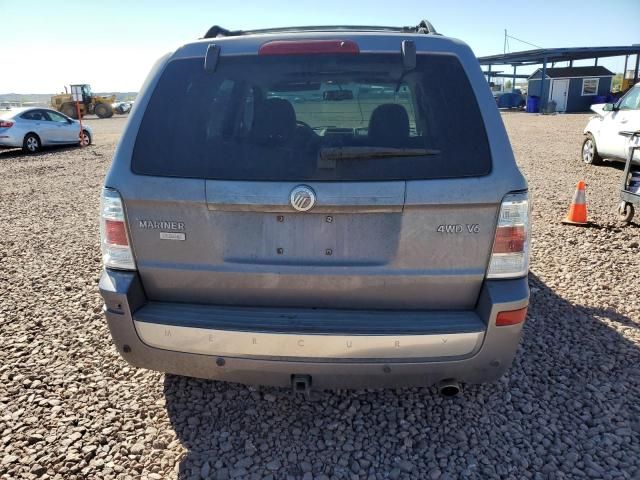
1, 0, 638, 93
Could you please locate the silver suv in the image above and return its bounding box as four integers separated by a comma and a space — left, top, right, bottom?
99, 21, 530, 395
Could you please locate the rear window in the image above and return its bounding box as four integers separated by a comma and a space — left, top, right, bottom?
132, 53, 491, 181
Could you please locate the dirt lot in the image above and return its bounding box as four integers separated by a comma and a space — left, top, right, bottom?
0, 113, 639, 480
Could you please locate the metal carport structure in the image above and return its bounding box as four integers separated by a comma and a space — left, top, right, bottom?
478, 45, 640, 110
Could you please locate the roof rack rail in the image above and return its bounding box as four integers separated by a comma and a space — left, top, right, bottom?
203, 20, 438, 39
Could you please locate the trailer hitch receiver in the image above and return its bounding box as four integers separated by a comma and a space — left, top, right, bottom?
291, 374, 312, 398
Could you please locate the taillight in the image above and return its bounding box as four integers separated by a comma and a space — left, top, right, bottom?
0, 120, 14, 128
100, 188, 136, 270
492, 226, 526, 253
487, 192, 530, 279
258, 39, 360, 55
104, 219, 129, 246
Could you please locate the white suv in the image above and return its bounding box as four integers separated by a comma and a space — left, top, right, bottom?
582, 83, 640, 165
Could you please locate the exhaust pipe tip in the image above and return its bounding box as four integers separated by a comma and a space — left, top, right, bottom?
438, 379, 462, 397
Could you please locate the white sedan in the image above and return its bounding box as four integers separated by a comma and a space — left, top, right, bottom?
0, 107, 92, 153
582, 83, 640, 165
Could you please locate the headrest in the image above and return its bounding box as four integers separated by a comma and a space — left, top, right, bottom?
252, 97, 296, 145
368, 103, 410, 146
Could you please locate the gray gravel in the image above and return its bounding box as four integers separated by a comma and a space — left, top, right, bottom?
1, 113, 639, 479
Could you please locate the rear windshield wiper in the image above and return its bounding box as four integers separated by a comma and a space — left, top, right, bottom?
319, 146, 440, 162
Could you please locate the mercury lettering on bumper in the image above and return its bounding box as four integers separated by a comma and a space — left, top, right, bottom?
133, 321, 483, 359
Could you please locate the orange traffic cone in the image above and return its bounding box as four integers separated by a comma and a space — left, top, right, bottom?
562, 181, 590, 226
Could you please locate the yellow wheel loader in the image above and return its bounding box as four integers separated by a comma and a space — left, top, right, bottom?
51, 84, 115, 119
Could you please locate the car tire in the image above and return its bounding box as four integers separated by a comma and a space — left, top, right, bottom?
23, 133, 41, 153
582, 134, 602, 165
62, 103, 78, 119
80, 129, 92, 147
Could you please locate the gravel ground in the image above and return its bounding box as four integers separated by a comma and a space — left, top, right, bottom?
1, 113, 639, 480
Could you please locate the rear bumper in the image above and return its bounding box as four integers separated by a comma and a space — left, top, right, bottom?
100, 269, 529, 389
0, 134, 21, 148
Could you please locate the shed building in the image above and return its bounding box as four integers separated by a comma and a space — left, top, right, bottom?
527, 66, 614, 112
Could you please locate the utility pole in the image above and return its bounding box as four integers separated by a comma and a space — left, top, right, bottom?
504, 29, 507, 55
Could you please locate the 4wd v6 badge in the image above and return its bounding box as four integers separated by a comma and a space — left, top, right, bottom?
437, 224, 480, 234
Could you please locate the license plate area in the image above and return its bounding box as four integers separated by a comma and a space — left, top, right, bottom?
221, 211, 401, 265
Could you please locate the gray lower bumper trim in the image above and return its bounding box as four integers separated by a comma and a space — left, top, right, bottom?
133, 320, 484, 359
100, 270, 529, 388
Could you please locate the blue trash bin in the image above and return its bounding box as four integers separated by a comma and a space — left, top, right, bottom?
526, 96, 540, 113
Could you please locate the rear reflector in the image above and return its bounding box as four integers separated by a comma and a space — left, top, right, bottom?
496, 307, 528, 326
259, 40, 360, 56
0, 121, 14, 128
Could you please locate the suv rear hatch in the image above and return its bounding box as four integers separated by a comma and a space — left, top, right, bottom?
122, 45, 498, 310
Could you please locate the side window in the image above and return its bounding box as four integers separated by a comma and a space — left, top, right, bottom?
204, 79, 235, 139
23, 110, 45, 121
397, 84, 417, 135
618, 88, 640, 111
46, 111, 69, 123
241, 87, 256, 134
